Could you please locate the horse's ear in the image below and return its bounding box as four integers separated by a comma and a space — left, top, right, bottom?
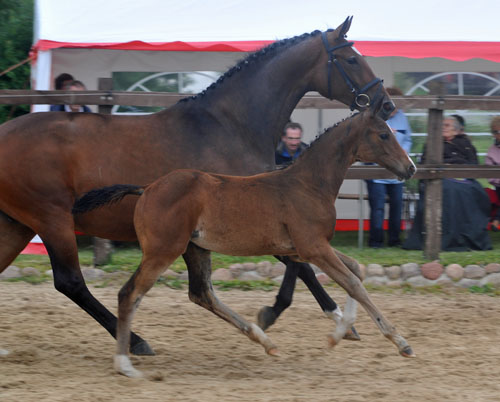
370, 92, 384, 117
335, 16, 353, 39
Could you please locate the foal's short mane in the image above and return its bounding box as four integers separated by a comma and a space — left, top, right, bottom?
179, 29, 338, 104
289, 112, 361, 165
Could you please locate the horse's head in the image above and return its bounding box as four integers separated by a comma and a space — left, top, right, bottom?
317, 17, 395, 120
354, 96, 416, 181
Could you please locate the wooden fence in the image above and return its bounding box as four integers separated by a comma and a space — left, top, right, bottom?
1, 84, 500, 259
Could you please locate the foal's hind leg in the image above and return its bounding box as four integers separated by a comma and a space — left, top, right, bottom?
184, 243, 278, 356
305, 244, 415, 358
114, 253, 178, 378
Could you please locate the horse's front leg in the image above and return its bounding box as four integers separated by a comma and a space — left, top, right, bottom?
304, 244, 415, 358
184, 243, 278, 356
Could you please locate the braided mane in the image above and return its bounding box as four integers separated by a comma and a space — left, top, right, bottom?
179, 29, 335, 103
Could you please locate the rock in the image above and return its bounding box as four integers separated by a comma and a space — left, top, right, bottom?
400, 263, 420, 280
81, 267, 105, 281
0, 265, 21, 279
435, 275, 454, 287
22, 267, 41, 277
421, 261, 444, 280
358, 264, 366, 280
464, 265, 486, 279
238, 271, 264, 281
309, 264, 323, 274
256, 261, 273, 277
178, 271, 189, 281
406, 275, 434, 287
384, 265, 401, 280
229, 263, 244, 277
456, 278, 480, 288
315, 273, 331, 285
485, 263, 500, 274
270, 262, 286, 278
445, 264, 464, 281
211, 268, 233, 281
363, 276, 387, 286
271, 274, 284, 284
479, 273, 500, 288
160, 269, 179, 279
366, 263, 384, 277
242, 262, 257, 271
387, 279, 403, 288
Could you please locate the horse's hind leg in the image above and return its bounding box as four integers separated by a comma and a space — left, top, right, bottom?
306, 244, 415, 358
184, 242, 278, 356
38, 218, 154, 356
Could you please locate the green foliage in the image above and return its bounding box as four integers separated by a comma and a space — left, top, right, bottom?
0, 0, 34, 123
468, 284, 500, 296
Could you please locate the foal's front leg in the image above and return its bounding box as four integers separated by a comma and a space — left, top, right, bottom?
257, 255, 360, 341
183, 243, 278, 355
305, 244, 415, 358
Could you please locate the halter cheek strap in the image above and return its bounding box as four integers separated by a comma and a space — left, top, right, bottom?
321, 31, 383, 110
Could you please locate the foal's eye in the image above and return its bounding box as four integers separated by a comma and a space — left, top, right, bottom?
379, 133, 390, 140
346, 57, 358, 65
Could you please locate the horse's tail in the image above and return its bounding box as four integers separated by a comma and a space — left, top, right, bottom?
72, 184, 145, 215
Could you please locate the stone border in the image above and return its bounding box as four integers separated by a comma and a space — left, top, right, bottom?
2, 261, 500, 289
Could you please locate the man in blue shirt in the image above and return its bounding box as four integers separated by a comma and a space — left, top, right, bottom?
275, 122, 308, 166
366, 88, 412, 248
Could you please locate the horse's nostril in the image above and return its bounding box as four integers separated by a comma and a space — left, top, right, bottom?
408, 164, 416, 176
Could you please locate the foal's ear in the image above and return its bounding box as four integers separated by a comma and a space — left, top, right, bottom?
334, 16, 353, 40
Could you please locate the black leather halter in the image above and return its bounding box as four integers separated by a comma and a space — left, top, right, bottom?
322, 31, 383, 110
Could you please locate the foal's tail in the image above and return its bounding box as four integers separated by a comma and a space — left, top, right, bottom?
72, 184, 145, 215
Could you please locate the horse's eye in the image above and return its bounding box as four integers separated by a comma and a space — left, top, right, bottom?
346, 57, 358, 65
379, 133, 389, 140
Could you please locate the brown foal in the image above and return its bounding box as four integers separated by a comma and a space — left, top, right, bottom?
73, 97, 416, 377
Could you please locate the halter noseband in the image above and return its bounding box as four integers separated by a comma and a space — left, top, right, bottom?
321, 31, 383, 110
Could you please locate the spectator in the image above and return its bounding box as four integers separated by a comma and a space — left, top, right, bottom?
50, 80, 91, 113
485, 116, 500, 231
404, 115, 491, 251
366, 87, 412, 248
275, 122, 308, 166
53, 73, 74, 90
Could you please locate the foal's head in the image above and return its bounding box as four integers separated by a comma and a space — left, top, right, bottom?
354, 98, 416, 181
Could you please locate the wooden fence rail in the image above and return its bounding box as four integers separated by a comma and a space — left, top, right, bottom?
1, 90, 500, 258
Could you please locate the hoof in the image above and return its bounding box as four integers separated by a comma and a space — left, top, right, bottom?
266, 347, 280, 357
257, 306, 277, 331
327, 334, 338, 348
343, 326, 361, 341
130, 340, 155, 356
399, 345, 416, 358
114, 354, 144, 378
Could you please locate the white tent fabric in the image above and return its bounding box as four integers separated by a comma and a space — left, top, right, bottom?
34, 0, 500, 43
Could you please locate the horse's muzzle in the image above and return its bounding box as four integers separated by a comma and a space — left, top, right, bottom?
379, 100, 396, 121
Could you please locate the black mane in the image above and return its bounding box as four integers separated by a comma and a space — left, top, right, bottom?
179, 29, 334, 104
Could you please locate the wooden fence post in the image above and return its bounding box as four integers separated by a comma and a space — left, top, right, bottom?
423, 107, 444, 259
93, 78, 114, 266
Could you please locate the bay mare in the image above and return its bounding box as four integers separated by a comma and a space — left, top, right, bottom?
73, 98, 417, 378
0, 17, 394, 355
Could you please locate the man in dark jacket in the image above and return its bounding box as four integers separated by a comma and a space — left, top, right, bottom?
275, 122, 308, 166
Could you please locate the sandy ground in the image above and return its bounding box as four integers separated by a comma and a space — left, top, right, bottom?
1, 281, 499, 402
